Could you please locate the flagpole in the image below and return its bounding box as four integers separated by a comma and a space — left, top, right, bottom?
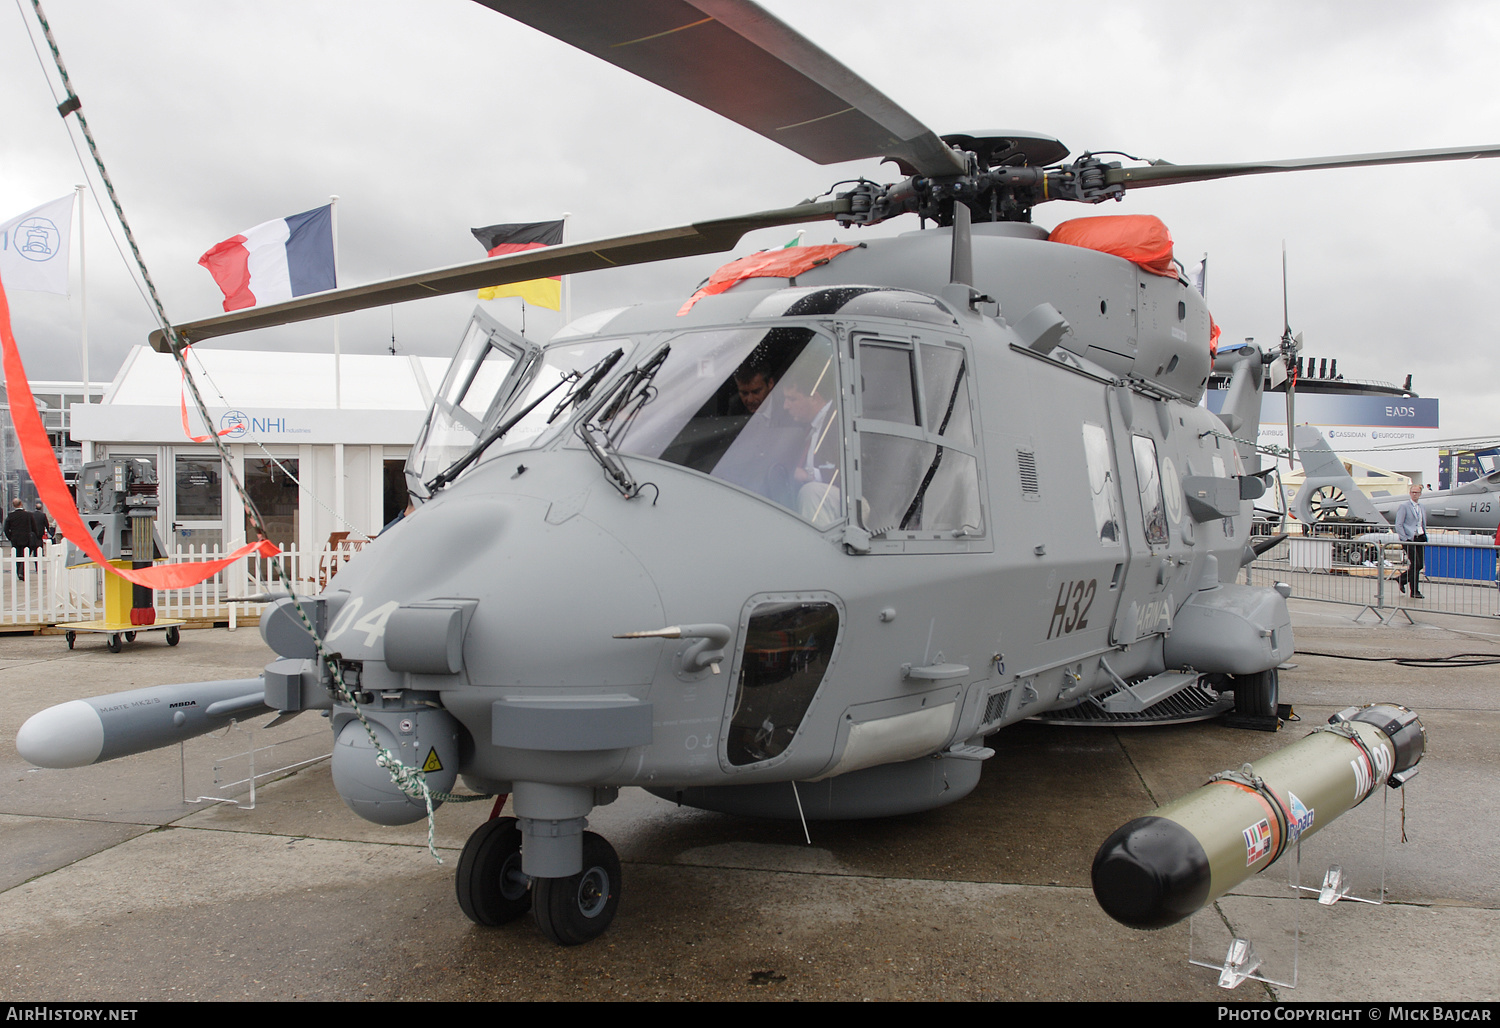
330, 194, 341, 410
561, 211, 572, 324
76, 184, 88, 407
330, 194, 345, 536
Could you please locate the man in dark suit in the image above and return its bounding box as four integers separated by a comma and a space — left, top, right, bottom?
28, 501, 50, 556
5, 499, 35, 581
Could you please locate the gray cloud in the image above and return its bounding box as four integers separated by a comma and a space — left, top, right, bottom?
3, 0, 1497, 435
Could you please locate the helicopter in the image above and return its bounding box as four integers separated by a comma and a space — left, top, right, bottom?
1292, 425, 1500, 535
18, 0, 1500, 946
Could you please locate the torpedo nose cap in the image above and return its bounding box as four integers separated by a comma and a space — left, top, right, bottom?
16, 700, 105, 768
1091, 815, 1212, 930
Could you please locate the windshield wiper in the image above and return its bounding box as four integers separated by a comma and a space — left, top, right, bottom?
425, 347, 624, 494
577, 422, 640, 498
595, 346, 670, 448
548, 347, 625, 424
573, 345, 672, 498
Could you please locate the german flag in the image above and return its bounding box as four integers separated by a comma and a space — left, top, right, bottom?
471, 220, 565, 309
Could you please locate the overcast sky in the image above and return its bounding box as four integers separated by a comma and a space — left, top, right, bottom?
4, 0, 1499, 440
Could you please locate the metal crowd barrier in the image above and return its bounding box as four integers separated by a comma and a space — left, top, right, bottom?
1245, 520, 1500, 622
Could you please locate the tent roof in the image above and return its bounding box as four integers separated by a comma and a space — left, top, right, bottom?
104, 346, 451, 412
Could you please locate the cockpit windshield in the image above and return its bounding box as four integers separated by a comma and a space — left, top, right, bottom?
589, 323, 845, 527
407, 312, 527, 495
408, 321, 629, 496
490, 339, 625, 456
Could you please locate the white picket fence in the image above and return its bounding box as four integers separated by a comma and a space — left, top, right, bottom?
0, 540, 367, 628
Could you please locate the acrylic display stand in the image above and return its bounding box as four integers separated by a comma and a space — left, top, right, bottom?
1187, 781, 1407, 990
179, 716, 332, 810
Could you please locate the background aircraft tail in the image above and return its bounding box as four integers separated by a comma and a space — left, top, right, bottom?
1290, 425, 1387, 525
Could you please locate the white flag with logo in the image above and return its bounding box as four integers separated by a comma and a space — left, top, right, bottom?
0, 194, 73, 295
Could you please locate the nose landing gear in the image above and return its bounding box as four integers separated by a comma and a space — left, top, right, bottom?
455, 816, 531, 926
532, 831, 621, 946
455, 818, 621, 945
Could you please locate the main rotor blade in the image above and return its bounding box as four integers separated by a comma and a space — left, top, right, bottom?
149, 198, 849, 351
475, 0, 967, 178
1105, 144, 1500, 189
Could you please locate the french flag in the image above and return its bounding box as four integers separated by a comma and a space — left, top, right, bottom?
198, 205, 336, 312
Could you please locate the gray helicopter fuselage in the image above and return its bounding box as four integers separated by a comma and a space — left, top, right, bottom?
304, 223, 1292, 827
1371, 471, 1500, 534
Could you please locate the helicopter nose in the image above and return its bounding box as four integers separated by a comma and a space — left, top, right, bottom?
328, 486, 667, 687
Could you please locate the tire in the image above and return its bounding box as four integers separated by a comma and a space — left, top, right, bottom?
455, 817, 531, 926
166, 626, 180, 647
532, 831, 621, 946
65, 631, 75, 650
1231, 667, 1279, 719
107, 634, 122, 653
124, 632, 137, 643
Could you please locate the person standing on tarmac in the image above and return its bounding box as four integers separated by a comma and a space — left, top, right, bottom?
28, 501, 50, 556
5, 499, 35, 581
1395, 485, 1427, 599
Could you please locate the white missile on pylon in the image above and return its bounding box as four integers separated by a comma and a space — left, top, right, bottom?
16, 678, 270, 768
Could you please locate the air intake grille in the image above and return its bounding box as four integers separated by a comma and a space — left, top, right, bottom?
1017, 449, 1039, 495
983, 688, 1010, 726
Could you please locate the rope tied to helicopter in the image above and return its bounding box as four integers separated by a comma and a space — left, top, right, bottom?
21, 0, 483, 861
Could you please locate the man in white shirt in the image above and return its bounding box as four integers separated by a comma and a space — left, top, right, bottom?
1395, 485, 1427, 598
781, 361, 841, 527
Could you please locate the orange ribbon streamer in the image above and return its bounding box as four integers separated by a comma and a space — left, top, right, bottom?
179, 365, 235, 443
677, 244, 856, 315
0, 275, 280, 589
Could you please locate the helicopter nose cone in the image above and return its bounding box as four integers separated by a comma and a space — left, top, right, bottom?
328, 483, 665, 687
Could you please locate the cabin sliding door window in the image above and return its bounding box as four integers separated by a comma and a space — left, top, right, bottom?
1082, 423, 1123, 546
1132, 434, 1170, 546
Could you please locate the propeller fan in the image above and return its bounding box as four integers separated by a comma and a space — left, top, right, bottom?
1307, 485, 1351, 522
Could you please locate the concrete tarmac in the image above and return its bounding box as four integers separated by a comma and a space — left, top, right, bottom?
1, 599, 1496, 1002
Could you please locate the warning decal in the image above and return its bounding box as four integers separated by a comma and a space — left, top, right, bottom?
422, 748, 443, 773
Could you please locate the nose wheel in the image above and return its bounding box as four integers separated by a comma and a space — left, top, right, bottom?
532, 831, 621, 946
456, 816, 532, 926
456, 819, 622, 944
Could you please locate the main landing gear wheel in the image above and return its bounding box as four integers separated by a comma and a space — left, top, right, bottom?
1231, 667, 1279, 719
532, 831, 621, 946
165, 626, 180, 646
456, 816, 531, 926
